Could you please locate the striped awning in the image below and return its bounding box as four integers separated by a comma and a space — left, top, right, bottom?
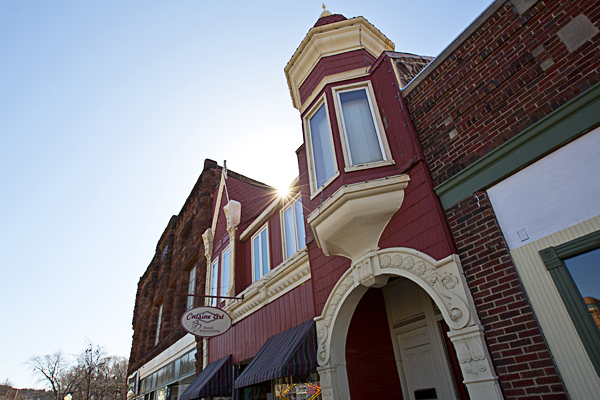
179, 354, 232, 400
234, 319, 317, 388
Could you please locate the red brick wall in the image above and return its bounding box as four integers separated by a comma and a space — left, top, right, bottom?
346, 288, 403, 399
446, 192, 567, 399
405, 0, 600, 187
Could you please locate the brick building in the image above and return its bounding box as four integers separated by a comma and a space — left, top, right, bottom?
126, 160, 221, 400
403, 0, 600, 398
128, 1, 600, 399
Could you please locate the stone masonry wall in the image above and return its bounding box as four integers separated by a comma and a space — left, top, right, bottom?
127, 160, 220, 376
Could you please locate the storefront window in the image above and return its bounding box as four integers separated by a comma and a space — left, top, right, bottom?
564, 246, 600, 331
273, 374, 321, 400
541, 231, 600, 376
177, 376, 195, 397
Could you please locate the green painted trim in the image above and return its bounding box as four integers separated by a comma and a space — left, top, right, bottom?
435, 83, 600, 208
539, 230, 600, 377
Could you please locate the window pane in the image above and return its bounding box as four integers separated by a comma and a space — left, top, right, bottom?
309, 105, 336, 188
261, 228, 269, 276
155, 305, 163, 345
187, 267, 196, 310
564, 247, 600, 331
339, 89, 383, 165
174, 358, 180, 378
284, 207, 297, 259
294, 199, 306, 250
211, 259, 218, 306
157, 367, 165, 386
253, 235, 261, 281
222, 248, 230, 296
167, 361, 174, 382
181, 353, 190, 375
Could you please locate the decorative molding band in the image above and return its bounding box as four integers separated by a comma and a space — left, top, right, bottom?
223, 250, 310, 323
435, 82, 600, 208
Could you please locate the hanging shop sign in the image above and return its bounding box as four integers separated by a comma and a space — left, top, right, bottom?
181, 306, 232, 337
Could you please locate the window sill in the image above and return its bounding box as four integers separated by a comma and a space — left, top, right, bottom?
344, 159, 395, 173
310, 170, 341, 200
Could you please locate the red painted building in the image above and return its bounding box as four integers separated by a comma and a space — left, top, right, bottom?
129, 2, 600, 400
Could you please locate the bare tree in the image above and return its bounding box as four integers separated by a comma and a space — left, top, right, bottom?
1, 379, 13, 388
26, 351, 72, 400
26, 342, 126, 400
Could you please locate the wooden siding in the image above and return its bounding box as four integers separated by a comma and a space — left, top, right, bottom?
445, 191, 567, 398
510, 215, 600, 400
297, 56, 457, 315
207, 280, 316, 364
299, 57, 430, 218
346, 288, 403, 399
299, 49, 376, 104
379, 161, 455, 261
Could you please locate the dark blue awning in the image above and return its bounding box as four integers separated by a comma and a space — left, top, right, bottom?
180, 354, 232, 400
234, 319, 317, 388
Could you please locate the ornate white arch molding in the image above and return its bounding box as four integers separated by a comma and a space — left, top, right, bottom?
314, 247, 503, 400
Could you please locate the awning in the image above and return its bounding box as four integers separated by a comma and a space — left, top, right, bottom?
235, 319, 317, 388
180, 354, 232, 400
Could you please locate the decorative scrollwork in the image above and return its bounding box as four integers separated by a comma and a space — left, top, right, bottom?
440, 273, 458, 290
379, 253, 458, 290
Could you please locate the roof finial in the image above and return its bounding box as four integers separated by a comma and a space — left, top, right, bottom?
319, 3, 332, 18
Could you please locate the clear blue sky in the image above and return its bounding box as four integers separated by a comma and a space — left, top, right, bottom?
0, 0, 492, 388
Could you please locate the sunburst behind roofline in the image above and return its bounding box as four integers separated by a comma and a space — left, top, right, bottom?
277, 185, 290, 198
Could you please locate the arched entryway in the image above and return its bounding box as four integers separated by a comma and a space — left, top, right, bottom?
314, 248, 504, 400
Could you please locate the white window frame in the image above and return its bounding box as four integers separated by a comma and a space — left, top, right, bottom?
281, 195, 306, 260
186, 266, 196, 310
155, 304, 163, 345
303, 96, 340, 198
221, 246, 231, 298
251, 224, 270, 282
332, 81, 394, 172
210, 257, 219, 307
